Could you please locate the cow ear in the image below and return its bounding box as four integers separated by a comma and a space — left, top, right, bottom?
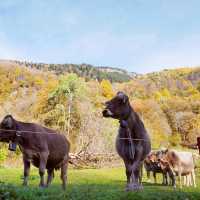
117, 92, 128, 104
2, 115, 14, 128
163, 148, 168, 154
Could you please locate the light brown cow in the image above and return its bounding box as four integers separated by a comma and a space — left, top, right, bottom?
159, 149, 196, 188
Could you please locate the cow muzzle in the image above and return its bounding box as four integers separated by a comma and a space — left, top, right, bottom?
102, 109, 113, 117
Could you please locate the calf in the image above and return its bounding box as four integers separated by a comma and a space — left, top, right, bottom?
102, 92, 151, 191
144, 151, 168, 185
0, 115, 70, 189
144, 151, 175, 187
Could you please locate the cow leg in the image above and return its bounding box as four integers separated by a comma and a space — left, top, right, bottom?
165, 173, 168, 185
139, 163, 143, 184
147, 170, 151, 183
128, 161, 143, 191
39, 152, 48, 188
60, 160, 68, 190
124, 160, 132, 184
162, 173, 168, 185
46, 168, 54, 187
23, 157, 31, 186
128, 148, 144, 190
189, 173, 193, 186
191, 169, 196, 187
162, 173, 165, 185
183, 176, 187, 186
186, 175, 191, 187
168, 169, 176, 188
146, 170, 151, 182
153, 172, 157, 184
178, 171, 182, 188
133, 163, 143, 189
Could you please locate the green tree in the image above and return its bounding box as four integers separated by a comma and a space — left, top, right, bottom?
50, 74, 85, 134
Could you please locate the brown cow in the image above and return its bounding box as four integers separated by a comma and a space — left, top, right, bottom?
145, 150, 176, 187
102, 92, 151, 191
158, 149, 196, 188
0, 115, 70, 189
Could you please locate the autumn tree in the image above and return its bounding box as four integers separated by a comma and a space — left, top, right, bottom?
100, 79, 114, 99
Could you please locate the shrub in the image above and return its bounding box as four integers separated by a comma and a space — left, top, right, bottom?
0, 146, 8, 164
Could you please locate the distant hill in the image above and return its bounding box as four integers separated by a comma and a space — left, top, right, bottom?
3, 60, 135, 83
135, 67, 200, 95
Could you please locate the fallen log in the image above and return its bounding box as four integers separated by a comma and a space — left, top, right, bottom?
68, 152, 119, 168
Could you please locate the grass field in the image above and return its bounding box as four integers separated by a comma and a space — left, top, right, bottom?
0, 167, 200, 200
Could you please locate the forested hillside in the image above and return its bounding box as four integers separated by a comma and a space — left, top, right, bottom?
11, 60, 133, 83
0, 60, 200, 164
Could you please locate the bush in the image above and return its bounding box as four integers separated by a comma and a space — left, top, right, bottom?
0, 146, 8, 164
168, 133, 182, 147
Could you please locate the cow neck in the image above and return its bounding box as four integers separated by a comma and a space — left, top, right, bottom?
121, 107, 146, 139
119, 106, 134, 138
13, 122, 23, 144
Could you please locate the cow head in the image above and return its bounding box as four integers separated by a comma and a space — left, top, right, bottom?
0, 115, 17, 142
102, 92, 131, 120
157, 149, 170, 170
148, 152, 158, 163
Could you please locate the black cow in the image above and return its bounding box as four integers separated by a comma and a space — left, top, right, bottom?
102, 92, 151, 191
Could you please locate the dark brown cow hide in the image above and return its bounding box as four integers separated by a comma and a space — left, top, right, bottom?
0, 115, 70, 190
102, 92, 151, 191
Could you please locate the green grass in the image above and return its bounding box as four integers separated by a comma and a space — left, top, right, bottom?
0, 167, 200, 200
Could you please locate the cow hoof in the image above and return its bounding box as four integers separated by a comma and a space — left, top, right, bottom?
125, 184, 143, 192
39, 184, 46, 189
173, 185, 176, 190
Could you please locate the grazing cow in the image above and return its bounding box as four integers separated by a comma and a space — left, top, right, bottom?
144, 151, 176, 187
102, 92, 151, 191
158, 149, 196, 188
0, 115, 70, 189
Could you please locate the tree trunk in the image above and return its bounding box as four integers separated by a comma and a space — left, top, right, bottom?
67, 93, 73, 136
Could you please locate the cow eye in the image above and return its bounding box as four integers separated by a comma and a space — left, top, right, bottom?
105, 101, 110, 106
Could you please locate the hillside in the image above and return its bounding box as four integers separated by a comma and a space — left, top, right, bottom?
0, 60, 200, 163
5, 60, 133, 83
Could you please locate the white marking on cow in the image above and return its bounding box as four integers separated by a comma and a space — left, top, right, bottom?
107, 109, 113, 116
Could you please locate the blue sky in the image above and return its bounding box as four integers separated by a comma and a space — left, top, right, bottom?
0, 0, 200, 73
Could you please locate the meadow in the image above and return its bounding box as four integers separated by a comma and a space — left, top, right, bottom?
0, 167, 200, 200
0, 62, 200, 200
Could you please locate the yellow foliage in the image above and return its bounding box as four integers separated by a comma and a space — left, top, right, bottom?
154, 88, 171, 102
33, 78, 58, 115
100, 79, 114, 99
168, 133, 182, 147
